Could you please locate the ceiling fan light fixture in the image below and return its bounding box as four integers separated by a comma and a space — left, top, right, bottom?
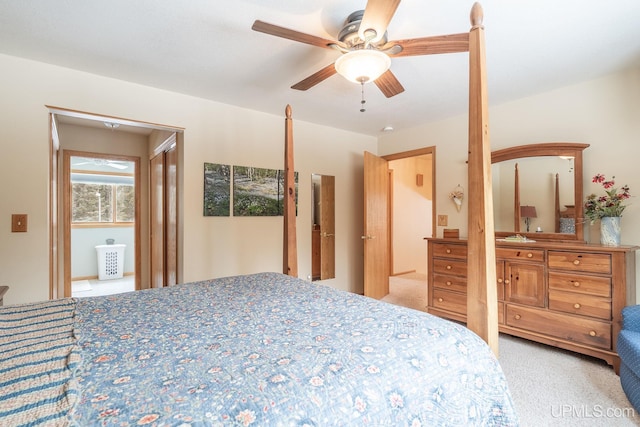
335, 49, 390, 84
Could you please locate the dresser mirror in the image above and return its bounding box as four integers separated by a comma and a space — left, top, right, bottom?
311, 174, 335, 281
491, 143, 589, 241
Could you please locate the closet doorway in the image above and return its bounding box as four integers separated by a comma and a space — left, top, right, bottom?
363, 147, 435, 302
48, 107, 183, 299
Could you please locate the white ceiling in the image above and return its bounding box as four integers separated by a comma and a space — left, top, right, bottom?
1, 0, 639, 136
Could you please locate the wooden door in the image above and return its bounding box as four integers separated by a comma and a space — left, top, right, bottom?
320, 175, 335, 280
505, 262, 545, 307
165, 146, 178, 287
150, 152, 164, 288
363, 151, 389, 299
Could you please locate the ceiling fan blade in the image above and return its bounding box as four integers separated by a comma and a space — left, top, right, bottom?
291, 64, 337, 91
359, 0, 401, 43
252, 20, 342, 50
386, 32, 470, 57
374, 70, 404, 98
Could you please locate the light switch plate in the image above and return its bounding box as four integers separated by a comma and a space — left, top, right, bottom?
12, 214, 27, 232
438, 215, 448, 226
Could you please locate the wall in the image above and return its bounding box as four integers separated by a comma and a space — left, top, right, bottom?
72, 228, 134, 278
389, 155, 433, 275
0, 53, 375, 305
379, 68, 640, 297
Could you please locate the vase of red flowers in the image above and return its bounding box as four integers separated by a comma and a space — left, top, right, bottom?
599, 216, 621, 246
584, 174, 631, 246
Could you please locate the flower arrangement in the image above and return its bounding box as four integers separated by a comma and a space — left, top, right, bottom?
584, 174, 631, 223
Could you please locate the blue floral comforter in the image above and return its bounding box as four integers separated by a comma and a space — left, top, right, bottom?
2, 272, 518, 426
68, 272, 518, 426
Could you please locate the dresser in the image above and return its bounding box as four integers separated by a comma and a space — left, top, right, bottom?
426, 238, 638, 371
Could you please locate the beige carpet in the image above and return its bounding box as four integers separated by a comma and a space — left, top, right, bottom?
382, 273, 639, 426
383, 273, 427, 312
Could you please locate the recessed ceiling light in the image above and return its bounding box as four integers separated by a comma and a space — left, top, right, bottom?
382, 126, 394, 132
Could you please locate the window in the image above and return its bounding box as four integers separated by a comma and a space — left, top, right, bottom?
72, 173, 134, 224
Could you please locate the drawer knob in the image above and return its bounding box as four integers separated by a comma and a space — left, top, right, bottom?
446, 265, 452, 270
437, 297, 444, 303
573, 260, 580, 265
497, 278, 503, 284
446, 281, 452, 286
573, 303, 581, 309
504, 279, 510, 285
573, 281, 580, 287
514, 314, 521, 320
527, 253, 533, 258
589, 330, 597, 337
446, 249, 451, 254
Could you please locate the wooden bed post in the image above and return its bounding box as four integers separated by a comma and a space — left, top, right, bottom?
466, 2, 499, 355
283, 105, 298, 277
514, 163, 521, 232
554, 173, 560, 232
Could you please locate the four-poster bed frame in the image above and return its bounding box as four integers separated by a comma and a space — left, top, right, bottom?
283, 2, 498, 353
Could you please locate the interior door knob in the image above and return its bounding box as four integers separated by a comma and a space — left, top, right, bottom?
361, 235, 375, 240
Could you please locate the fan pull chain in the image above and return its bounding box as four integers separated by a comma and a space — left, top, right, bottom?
360, 80, 366, 113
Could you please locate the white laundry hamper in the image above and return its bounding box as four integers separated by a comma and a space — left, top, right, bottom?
95, 244, 126, 280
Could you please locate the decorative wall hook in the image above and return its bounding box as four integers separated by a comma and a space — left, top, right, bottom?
449, 184, 464, 212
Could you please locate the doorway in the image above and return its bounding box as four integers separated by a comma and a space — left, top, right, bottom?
48, 107, 183, 298
64, 151, 139, 298
363, 147, 435, 306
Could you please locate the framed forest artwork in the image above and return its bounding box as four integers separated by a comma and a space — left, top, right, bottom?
203, 163, 231, 216
233, 166, 297, 216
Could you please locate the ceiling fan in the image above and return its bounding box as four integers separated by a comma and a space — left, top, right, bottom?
252, 0, 470, 98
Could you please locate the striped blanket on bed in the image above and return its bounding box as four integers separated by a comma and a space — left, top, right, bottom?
0, 298, 79, 426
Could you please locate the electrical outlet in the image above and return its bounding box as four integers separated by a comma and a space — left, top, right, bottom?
438, 215, 448, 226
12, 214, 28, 232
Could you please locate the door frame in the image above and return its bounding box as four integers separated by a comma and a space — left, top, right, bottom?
48, 106, 183, 298
384, 147, 436, 276
363, 146, 436, 299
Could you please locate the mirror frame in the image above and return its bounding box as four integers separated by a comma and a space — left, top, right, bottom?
491, 142, 589, 242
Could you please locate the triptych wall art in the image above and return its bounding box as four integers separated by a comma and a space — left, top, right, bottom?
203, 163, 298, 217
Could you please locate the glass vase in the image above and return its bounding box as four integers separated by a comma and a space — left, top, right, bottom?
600, 216, 621, 246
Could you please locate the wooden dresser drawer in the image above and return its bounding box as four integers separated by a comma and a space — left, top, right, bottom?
433, 273, 466, 293
496, 247, 544, 262
432, 258, 467, 277
505, 304, 611, 349
548, 271, 611, 297
432, 288, 466, 315
548, 251, 611, 274
432, 243, 467, 259
549, 290, 611, 320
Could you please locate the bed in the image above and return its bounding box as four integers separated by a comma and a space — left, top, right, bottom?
1, 272, 517, 426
